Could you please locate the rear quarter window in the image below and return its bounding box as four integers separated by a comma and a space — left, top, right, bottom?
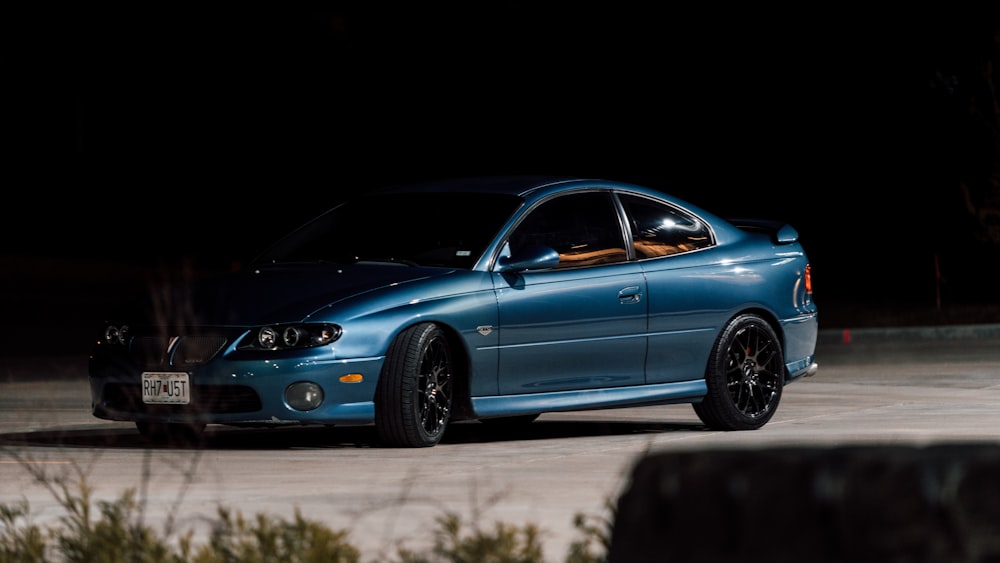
618, 193, 714, 258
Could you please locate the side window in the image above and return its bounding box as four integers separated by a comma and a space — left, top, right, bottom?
508, 192, 627, 268
619, 194, 713, 258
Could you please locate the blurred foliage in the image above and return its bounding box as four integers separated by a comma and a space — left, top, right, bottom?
395, 512, 544, 563
0, 482, 612, 563
189, 507, 360, 563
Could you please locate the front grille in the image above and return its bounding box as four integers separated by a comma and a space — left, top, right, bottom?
102, 383, 262, 414
174, 336, 227, 366
129, 335, 228, 368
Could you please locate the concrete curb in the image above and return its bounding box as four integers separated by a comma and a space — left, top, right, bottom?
817, 323, 1000, 345
609, 444, 1000, 562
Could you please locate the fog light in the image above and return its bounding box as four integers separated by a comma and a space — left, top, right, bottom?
285, 381, 323, 411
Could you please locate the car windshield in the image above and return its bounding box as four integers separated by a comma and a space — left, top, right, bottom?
253, 192, 524, 269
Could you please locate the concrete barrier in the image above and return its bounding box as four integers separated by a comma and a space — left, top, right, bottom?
609, 444, 1000, 562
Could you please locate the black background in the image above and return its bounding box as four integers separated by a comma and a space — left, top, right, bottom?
7, 7, 1000, 334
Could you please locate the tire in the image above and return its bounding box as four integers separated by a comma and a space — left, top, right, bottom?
375, 323, 454, 447
693, 314, 784, 430
136, 421, 206, 447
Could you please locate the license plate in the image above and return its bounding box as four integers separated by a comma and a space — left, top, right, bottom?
141, 372, 191, 404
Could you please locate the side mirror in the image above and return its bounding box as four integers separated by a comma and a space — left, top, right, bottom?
495, 245, 560, 273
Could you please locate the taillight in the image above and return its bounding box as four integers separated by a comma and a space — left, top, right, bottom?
804, 263, 812, 294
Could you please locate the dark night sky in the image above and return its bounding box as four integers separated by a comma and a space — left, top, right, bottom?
8, 7, 1000, 311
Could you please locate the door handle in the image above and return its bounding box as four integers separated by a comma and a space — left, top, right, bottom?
618, 286, 642, 304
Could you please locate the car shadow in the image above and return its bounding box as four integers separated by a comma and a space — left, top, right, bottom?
0, 419, 708, 450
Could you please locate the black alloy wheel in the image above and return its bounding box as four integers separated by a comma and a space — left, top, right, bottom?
375, 322, 455, 447
693, 313, 784, 430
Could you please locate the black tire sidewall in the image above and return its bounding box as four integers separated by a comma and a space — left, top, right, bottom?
695, 314, 783, 430
375, 322, 452, 447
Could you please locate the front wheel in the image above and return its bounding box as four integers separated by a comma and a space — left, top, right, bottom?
375, 323, 454, 447
693, 314, 784, 430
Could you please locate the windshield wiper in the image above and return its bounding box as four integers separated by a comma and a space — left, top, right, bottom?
352, 257, 420, 267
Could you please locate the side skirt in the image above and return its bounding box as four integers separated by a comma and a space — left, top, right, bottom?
471, 380, 707, 418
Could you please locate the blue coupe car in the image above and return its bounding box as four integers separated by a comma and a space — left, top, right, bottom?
89, 176, 819, 447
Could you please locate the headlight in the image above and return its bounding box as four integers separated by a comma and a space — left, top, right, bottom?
283, 326, 302, 347
258, 326, 278, 348
102, 324, 129, 346
239, 323, 342, 351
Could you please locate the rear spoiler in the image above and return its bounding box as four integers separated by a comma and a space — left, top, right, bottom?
727, 218, 800, 244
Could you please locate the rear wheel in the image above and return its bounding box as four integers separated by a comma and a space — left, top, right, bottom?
693, 314, 784, 430
375, 323, 454, 447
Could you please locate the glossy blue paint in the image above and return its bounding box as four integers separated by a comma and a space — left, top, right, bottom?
472, 379, 708, 418
493, 261, 648, 393
88, 176, 819, 445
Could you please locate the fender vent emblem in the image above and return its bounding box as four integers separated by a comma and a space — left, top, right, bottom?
476, 325, 493, 336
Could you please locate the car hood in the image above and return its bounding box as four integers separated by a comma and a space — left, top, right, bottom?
123, 262, 452, 327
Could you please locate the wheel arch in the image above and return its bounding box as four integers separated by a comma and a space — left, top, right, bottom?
694, 306, 787, 430
432, 320, 477, 421
720, 305, 782, 333
382, 318, 477, 422
718, 306, 787, 373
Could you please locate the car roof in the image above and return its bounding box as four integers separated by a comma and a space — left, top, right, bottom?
364, 175, 734, 234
